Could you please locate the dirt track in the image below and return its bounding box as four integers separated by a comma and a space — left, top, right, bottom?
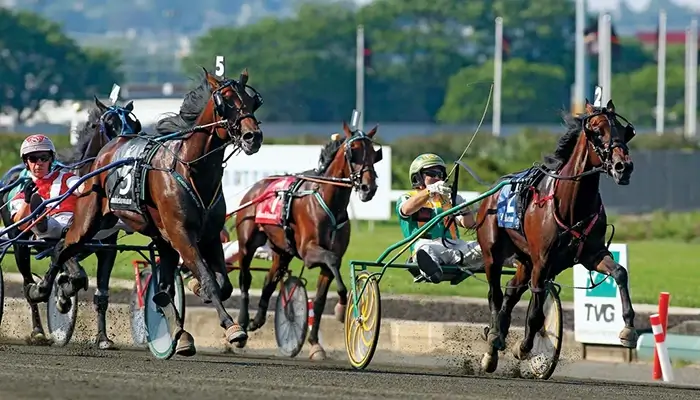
0, 343, 697, 400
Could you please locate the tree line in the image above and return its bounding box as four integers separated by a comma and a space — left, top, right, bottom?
1, 1, 696, 127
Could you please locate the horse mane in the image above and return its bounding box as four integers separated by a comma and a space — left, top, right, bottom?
155, 72, 213, 135
60, 106, 104, 163
316, 136, 345, 174
542, 110, 589, 170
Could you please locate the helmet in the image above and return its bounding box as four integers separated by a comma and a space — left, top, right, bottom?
20, 134, 56, 158
409, 153, 446, 188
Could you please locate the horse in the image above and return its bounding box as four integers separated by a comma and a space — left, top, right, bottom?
24, 67, 264, 357
475, 99, 637, 373
0, 97, 140, 348
233, 123, 381, 359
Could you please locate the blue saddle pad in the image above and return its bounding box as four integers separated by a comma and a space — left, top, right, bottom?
496, 170, 531, 230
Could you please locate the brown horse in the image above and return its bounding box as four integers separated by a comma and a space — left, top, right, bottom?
25, 68, 264, 356
1, 98, 140, 349
234, 123, 381, 360
476, 99, 637, 373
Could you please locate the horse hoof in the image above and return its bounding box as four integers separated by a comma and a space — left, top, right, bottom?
334, 302, 346, 323
619, 327, 638, 348
176, 331, 197, 357
234, 339, 247, 349
309, 343, 327, 361
225, 324, 248, 344
512, 339, 529, 361
27, 331, 53, 346
480, 351, 498, 373
187, 279, 200, 296
97, 338, 116, 350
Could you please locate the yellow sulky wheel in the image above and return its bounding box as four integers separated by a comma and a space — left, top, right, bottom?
344, 271, 381, 370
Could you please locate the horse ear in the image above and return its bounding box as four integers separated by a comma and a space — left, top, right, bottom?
239, 68, 249, 86
124, 100, 134, 111
584, 99, 595, 114
94, 95, 107, 111
367, 124, 378, 138
342, 121, 353, 137
606, 99, 615, 113
202, 67, 220, 89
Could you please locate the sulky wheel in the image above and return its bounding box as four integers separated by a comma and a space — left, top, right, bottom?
46, 272, 78, 347
344, 271, 381, 370
274, 276, 308, 358
520, 282, 563, 380
143, 265, 185, 360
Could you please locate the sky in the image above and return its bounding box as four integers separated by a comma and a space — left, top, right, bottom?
588, 0, 700, 12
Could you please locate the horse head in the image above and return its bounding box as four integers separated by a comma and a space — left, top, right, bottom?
201, 68, 264, 155
582, 98, 635, 185
323, 122, 382, 202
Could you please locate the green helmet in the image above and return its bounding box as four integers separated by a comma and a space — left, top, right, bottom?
409, 153, 446, 188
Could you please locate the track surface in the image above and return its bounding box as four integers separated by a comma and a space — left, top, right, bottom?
0, 344, 697, 400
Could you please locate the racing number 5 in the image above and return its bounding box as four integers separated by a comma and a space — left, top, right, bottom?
215, 56, 225, 77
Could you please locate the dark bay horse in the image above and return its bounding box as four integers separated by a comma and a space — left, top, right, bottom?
1, 98, 139, 348
235, 123, 381, 360
476, 99, 637, 373
25, 68, 264, 356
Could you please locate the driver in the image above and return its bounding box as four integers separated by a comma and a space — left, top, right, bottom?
9, 135, 80, 239
395, 153, 484, 283
9, 134, 133, 240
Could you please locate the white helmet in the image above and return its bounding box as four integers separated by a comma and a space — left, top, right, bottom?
20, 134, 56, 158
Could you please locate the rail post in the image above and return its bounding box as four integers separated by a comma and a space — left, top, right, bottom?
652, 292, 670, 380
650, 313, 674, 382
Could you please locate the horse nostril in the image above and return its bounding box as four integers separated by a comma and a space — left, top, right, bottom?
360, 184, 370, 192
614, 162, 625, 172
242, 132, 254, 141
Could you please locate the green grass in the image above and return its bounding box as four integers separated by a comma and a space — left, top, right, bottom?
2, 222, 698, 307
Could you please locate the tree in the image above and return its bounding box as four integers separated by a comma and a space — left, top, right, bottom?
437, 59, 568, 124
0, 9, 124, 123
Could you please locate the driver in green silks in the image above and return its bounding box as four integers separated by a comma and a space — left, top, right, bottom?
395, 154, 484, 283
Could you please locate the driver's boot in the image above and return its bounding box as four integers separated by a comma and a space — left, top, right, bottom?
415, 249, 443, 283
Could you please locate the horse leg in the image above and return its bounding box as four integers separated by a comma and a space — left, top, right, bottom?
249, 251, 292, 332
15, 240, 50, 345
171, 233, 246, 344
199, 238, 233, 302
93, 232, 118, 350
26, 191, 103, 305
307, 267, 333, 361
497, 261, 531, 344
152, 238, 196, 357
590, 253, 637, 348
513, 261, 549, 360
478, 226, 507, 373
235, 229, 266, 346
325, 252, 347, 323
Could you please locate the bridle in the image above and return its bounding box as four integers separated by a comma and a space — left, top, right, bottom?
342, 130, 383, 191
536, 108, 636, 181
212, 79, 263, 146
99, 106, 140, 139
581, 107, 635, 176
